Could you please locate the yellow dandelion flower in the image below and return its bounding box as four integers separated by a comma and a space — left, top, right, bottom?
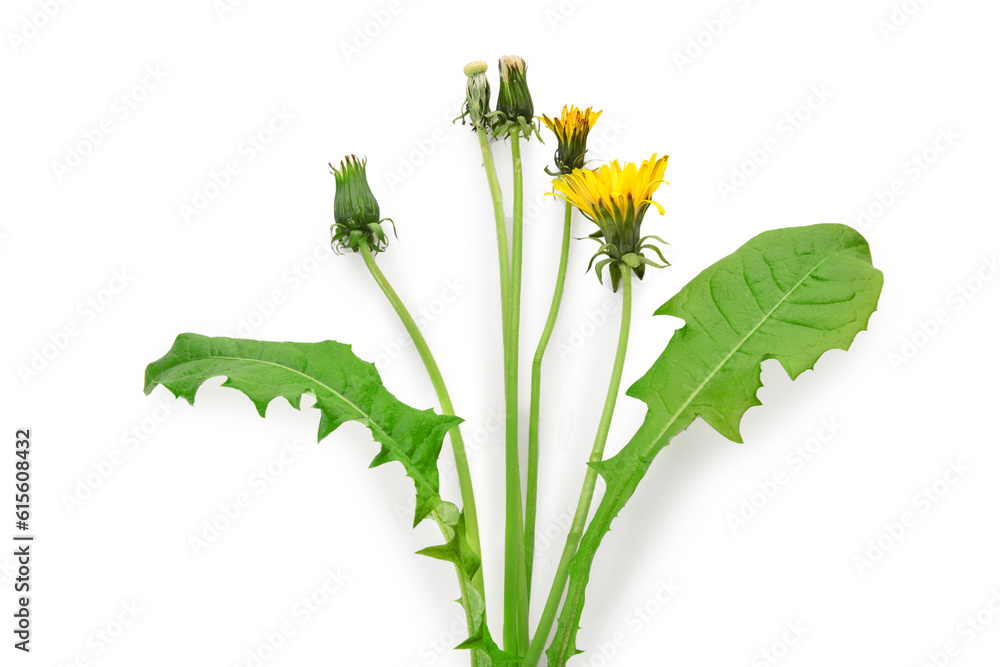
551, 154, 670, 290
540, 105, 603, 174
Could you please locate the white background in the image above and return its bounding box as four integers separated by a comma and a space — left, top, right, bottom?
2, 0, 999, 665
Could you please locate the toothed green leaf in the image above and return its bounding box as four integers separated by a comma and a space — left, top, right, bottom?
455, 586, 521, 667
143, 334, 460, 525
416, 511, 482, 581
548, 224, 884, 665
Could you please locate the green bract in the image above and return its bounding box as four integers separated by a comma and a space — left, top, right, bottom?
330, 155, 394, 254
496, 55, 542, 141
459, 60, 494, 131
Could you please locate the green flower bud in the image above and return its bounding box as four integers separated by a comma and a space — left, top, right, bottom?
460, 60, 492, 130
495, 55, 542, 140
330, 156, 394, 254
541, 105, 603, 174
496, 55, 533, 122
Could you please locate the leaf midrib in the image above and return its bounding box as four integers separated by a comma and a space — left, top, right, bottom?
174, 353, 440, 497
642, 252, 837, 456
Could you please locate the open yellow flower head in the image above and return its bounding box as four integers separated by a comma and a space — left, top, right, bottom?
541, 105, 603, 174
552, 154, 670, 290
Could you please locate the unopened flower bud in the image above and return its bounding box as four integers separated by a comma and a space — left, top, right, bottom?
496, 55, 540, 139
330, 156, 394, 254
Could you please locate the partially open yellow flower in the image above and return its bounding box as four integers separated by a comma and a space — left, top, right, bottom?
552, 154, 670, 290
541, 106, 603, 174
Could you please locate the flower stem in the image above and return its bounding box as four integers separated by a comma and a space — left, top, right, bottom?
524, 201, 573, 599
358, 238, 483, 581
478, 127, 510, 345
503, 129, 529, 656
523, 268, 633, 667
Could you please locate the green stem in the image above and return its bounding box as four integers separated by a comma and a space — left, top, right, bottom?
478, 127, 510, 345
523, 268, 633, 667
502, 129, 529, 656
358, 238, 483, 583
524, 201, 573, 599
429, 507, 481, 667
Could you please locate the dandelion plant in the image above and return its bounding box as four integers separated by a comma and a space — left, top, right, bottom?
144, 54, 883, 666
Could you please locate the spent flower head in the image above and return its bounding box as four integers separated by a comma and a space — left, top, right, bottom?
330, 156, 395, 254
457, 60, 497, 131
541, 105, 603, 174
552, 154, 670, 291
495, 55, 542, 140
